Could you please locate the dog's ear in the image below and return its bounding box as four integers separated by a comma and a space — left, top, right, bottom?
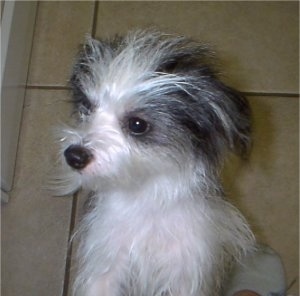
157, 53, 215, 78
155, 37, 251, 160
70, 37, 112, 85
213, 82, 251, 159
69, 37, 114, 114
155, 38, 216, 78
191, 79, 252, 162
170, 68, 251, 164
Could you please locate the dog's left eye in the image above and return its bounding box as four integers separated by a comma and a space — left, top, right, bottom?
128, 117, 150, 136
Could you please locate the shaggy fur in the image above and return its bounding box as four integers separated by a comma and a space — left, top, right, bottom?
53, 30, 256, 296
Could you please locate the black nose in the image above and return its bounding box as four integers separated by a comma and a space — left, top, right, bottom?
64, 145, 93, 170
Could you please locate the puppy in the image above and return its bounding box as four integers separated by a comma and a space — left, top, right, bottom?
55, 30, 256, 296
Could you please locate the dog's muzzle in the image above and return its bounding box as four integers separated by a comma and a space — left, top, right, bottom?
64, 145, 93, 170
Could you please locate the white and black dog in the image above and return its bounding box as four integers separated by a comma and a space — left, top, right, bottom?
55, 30, 256, 296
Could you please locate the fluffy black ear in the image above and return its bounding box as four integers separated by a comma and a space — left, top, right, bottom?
156, 50, 214, 77
155, 37, 216, 78
193, 78, 251, 162
211, 81, 252, 159
156, 38, 251, 160
181, 81, 251, 167
71, 38, 105, 84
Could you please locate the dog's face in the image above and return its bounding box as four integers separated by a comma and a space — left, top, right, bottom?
57, 31, 251, 195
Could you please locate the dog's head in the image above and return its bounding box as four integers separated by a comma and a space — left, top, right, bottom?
56, 30, 251, 195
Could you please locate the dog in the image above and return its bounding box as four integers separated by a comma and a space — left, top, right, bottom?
54, 30, 256, 296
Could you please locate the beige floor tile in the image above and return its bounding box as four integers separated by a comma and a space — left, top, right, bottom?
96, 1, 298, 94
2, 89, 75, 296
223, 96, 299, 294
27, 2, 95, 87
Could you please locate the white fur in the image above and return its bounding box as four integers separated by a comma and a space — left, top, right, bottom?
53, 30, 256, 296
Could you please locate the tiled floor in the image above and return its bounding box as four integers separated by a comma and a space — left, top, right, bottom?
2, 2, 299, 295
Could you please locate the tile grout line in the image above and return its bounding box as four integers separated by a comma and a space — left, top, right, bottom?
243, 92, 299, 98
91, 0, 99, 38
62, 192, 78, 296
26, 85, 71, 90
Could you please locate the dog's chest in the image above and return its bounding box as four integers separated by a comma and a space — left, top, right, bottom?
97, 195, 199, 256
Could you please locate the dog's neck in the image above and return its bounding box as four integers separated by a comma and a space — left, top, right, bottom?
90, 166, 223, 210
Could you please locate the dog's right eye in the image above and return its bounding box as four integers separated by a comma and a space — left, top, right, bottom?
128, 117, 150, 136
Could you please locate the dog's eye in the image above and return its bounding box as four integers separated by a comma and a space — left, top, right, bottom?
128, 117, 150, 136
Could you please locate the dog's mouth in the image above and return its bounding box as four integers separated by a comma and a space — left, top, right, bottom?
64, 145, 94, 170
